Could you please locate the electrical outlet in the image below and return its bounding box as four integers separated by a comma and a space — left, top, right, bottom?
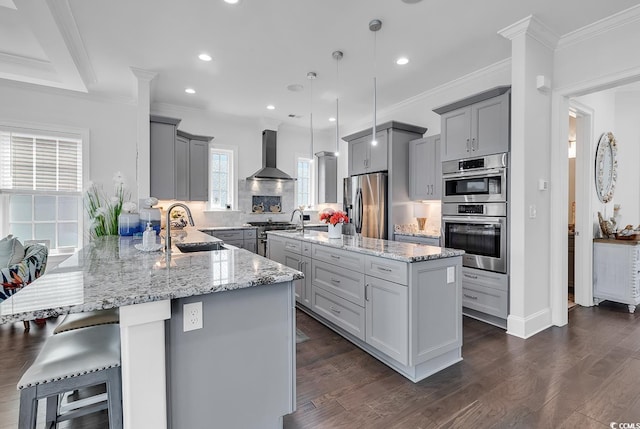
183, 302, 203, 332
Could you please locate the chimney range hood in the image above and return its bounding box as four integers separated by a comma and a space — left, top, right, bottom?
246, 130, 295, 181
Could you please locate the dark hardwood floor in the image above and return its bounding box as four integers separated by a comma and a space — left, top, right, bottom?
1, 302, 639, 428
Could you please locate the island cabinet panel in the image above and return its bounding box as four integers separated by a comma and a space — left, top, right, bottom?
312, 286, 365, 340
312, 259, 366, 306
365, 275, 409, 365
311, 244, 365, 272
410, 261, 462, 366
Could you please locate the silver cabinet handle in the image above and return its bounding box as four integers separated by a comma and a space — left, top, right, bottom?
466, 138, 470, 152
472, 137, 476, 151
365, 284, 370, 301
330, 278, 341, 284
331, 255, 340, 260
463, 293, 478, 300
463, 273, 478, 279
377, 266, 392, 272
329, 306, 341, 314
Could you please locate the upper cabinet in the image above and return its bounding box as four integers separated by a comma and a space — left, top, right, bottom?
434, 86, 510, 161
150, 115, 213, 201
409, 134, 441, 201
344, 121, 426, 177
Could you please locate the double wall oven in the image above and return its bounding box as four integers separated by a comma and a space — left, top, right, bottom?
441, 153, 508, 274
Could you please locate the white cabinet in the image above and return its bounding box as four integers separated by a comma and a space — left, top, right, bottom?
394, 234, 440, 247
365, 275, 408, 365
348, 131, 388, 176
593, 240, 640, 313
409, 135, 441, 200
435, 87, 510, 162
268, 234, 311, 307
150, 115, 212, 201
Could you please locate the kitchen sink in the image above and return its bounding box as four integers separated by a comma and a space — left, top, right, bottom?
175, 242, 223, 253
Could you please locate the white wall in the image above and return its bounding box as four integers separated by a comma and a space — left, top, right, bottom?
0, 83, 138, 196
613, 90, 640, 225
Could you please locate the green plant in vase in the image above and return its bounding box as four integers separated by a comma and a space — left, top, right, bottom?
85, 172, 131, 238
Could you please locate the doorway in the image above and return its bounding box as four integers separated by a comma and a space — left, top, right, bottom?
567, 113, 577, 310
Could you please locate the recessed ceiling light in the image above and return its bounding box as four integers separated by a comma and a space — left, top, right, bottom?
198, 53, 212, 62
185, 88, 196, 94
329, 117, 336, 122
396, 57, 409, 65
224, 0, 239, 4
266, 105, 275, 110
401, 0, 423, 3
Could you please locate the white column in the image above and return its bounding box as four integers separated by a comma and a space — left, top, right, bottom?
119, 300, 171, 429
130, 67, 157, 202
498, 16, 558, 338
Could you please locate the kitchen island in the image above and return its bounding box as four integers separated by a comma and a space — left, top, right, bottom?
267, 230, 464, 382
0, 231, 303, 429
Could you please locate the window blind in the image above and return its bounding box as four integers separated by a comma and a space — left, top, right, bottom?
0, 130, 82, 193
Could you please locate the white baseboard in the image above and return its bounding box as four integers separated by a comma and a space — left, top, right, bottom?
506, 307, 552, 339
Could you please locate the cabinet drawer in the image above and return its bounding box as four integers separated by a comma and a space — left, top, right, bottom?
312, 259, 365, 306
213, 230, 243, 241
461, 267, 508, 292
312, 286, 365, 341
301, 241, 312, 257
283, 238, 301, 254
462, 284, 507, 319
243, 229, 257, 239
312, 244, 365, 273
365, 255, 408, 285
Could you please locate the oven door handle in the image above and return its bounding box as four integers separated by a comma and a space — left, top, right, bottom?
443, 168, 505, 180
442, 216, 505, 224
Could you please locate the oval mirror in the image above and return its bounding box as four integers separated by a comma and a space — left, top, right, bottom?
594, 132, 617, 203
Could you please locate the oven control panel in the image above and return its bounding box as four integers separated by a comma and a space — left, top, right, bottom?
457, 204, 484, 214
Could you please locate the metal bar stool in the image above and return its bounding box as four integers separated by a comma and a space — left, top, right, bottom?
53, 308, 119, 334
17, 324, 122, 429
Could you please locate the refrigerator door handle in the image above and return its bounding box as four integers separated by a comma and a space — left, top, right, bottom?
355, 187, 363, 233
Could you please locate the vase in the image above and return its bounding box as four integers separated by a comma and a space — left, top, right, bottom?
327, 223, 342, 239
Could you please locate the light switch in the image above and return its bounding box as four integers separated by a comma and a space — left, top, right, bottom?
447, 266, 455, 283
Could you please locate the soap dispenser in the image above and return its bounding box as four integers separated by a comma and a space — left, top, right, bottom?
142, 222, 156, 248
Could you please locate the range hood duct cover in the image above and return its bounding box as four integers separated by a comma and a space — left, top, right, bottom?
247, 130, 295, 181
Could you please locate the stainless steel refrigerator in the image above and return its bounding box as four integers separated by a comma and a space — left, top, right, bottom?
343, 173, 388, 239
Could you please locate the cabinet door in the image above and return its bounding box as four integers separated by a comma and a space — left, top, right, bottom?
367, 131, 388, 173
440, 107, 471, 161
283, 250, 304, 303
409, 135, 439, 200
243, 238, 257, 254
267, 236, 286, 264
431, 135, 442, 199
365, 276, 408, 365
300, 255, 312, 308
175, 135, 189, 201
348, 136, 369, 176
189, 140, 209, 201
470, 92, 510, 157
150, 121, 177, 199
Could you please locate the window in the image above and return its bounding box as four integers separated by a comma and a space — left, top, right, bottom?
296, 157, 314, 208
210, 148, 233, 209
0, 127, 84, 253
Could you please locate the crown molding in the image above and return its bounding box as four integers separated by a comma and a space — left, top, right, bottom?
0, 51, 53, 73
557, 4, 640, 50
131, 67, 158, 82
0, 77, 136, 105
46, 0, 97, 87
498, 15, 559, 50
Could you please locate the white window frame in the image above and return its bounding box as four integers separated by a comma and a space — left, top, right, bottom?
208, 144, 237, 211
0, 120, 90, 254
295, 155, 315, 209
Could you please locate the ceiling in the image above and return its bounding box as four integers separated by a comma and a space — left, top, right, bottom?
2, 0, 638, 130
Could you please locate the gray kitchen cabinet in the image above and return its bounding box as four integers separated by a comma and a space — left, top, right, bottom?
268, 234, 311, 307
201, 228, 257, 253
348, 131, 387, 176
150, 115, 213, 201
434, 86, 510, 162
409, 134, 441, 200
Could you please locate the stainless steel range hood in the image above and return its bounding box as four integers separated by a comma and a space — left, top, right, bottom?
246, 130, 295, 181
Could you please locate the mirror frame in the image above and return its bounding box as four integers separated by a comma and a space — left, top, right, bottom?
594, 131, 617, 203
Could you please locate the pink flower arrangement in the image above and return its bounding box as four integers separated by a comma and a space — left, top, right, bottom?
319, 209, 349, 226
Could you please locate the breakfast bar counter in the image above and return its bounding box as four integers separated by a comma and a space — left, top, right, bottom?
1, 233, 302, 429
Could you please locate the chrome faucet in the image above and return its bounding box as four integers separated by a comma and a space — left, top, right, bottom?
165, 203, 195, 253
290, 209, 305, 234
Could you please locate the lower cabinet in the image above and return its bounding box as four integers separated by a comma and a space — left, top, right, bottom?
365, 275, 408, 365
202, 228, 257, 253
312, 286, 365, 340
269, 234, 312, 307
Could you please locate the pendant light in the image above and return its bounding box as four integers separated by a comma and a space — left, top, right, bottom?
307, 71, 317, 162
332, 50, 343, 157
369, 19, 382, 146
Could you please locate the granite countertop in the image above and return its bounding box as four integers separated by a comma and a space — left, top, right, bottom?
393, 230, 441, 239
0, 233, 303, 324
267, 230, 463, 263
